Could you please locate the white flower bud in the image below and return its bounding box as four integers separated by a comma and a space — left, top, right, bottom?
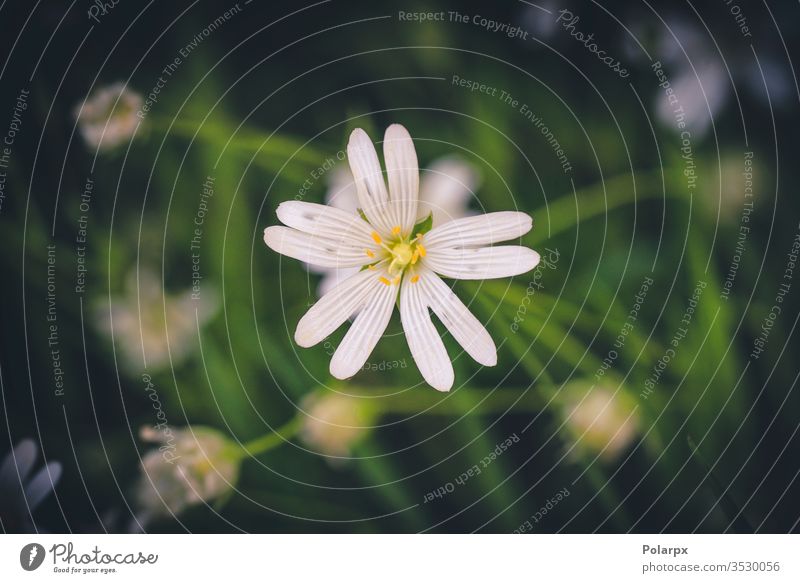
74, 82, 143, 151
300, 391, 377, 461
136, 426, 241, 521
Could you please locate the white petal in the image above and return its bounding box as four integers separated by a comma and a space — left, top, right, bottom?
346, 128, 393, 235
418, 156, 478, 225
418, 268, 497, 366
295, 269, 378, 347
330, 271, 398, 379
276, 201, 375, 249
424, 211, 532, 249
317, 266, 360, 299
400, 273, 454, 391
264, 226, 374, 269
425, 246, 540, 280
383, 124, 419, 234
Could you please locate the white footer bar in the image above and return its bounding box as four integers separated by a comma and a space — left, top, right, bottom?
1, 534, 796, 581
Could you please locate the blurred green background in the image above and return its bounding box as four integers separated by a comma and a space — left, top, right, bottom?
1, 0, 799, 533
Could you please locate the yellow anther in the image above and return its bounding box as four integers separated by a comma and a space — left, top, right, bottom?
392, 276, 401, 285
411, 249, 420, 265
417, 243, 427, 257
371, 231, 382, 244
392, 225, 401, 235
365, 249, 375, 258
411, 274, 420, 283
378, 276, 391, 286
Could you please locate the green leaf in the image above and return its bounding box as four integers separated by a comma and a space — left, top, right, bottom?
357, 208, 371, 224
411, 212, 433, 238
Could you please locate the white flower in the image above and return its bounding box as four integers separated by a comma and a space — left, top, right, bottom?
264, 124, 540, 391
136, 426, 241, 522
562, 384, 639, 461
300, 390, 377, 460
94, 268, 218, 372
74, 82, 142, 151
312, 155, 479, 297
655, 59, 728, 139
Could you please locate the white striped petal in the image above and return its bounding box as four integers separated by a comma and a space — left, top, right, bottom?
383, 124, 419, 234
264, 226, 373, 269
330, 271, 398, 379
276, 201, 376, 250
425, 246, 540, 280
347, 128, 394, 235
424, 211, 532, 249
400, 272, 454, 391
317, 266, 360, 299
417, 268, 497, 366
295, 269, 380, 347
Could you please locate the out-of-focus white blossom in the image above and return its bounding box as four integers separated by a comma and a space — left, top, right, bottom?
95, 268, 218, 372
0, 439, 62, 532
561, 384, 639, 461
74, 82, 143, 151
136, 425, 241, 523
300, 390, 378, 461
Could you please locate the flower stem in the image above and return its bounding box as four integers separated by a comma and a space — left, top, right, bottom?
238, 416, 303, 459
336, 386, 549, 416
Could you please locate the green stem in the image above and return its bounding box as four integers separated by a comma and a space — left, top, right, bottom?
338, 386, 549, 415
238, 416, 303, 458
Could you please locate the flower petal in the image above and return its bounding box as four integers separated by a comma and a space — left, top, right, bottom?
424, 211, 532, 249
0, 439, 38, 484
276, 201, 376, 249
330, 272, 398, 379
425, 246, 540, 280
347, 128, 393, 234
400, 272, 454, 391
418, 156, 478, 225
25, 462, 62, 511
418, 268, 497, 366
295, 269, 380, 347
264, 226, 374, 269
317, 266, 361, 299
383, 124, 419, 234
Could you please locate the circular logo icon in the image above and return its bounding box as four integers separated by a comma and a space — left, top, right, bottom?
20, 543, 46, 571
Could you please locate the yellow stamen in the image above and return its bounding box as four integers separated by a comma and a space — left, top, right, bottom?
411, 274, 420, 283
392, 225, 401, 235
371, 231, 382, 244
392, 276, 401, 285
410, 249, 420, 265
378, 276, 391, 286
417, 243, 427, 257
365, 249, 375, 258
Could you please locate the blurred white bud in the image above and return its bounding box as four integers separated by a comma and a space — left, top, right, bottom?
74, 82, 143, 151
561, 384, 640, 461
702, 151, 762, 222
136, 425, 241, 522
94, 268, 218, 372
300, 390, 378, 461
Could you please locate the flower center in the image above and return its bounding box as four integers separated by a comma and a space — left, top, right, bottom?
369, 228, 427, 283
391, 242, 413, 268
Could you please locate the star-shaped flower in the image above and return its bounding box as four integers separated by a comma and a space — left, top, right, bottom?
265, 124, 540, 391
